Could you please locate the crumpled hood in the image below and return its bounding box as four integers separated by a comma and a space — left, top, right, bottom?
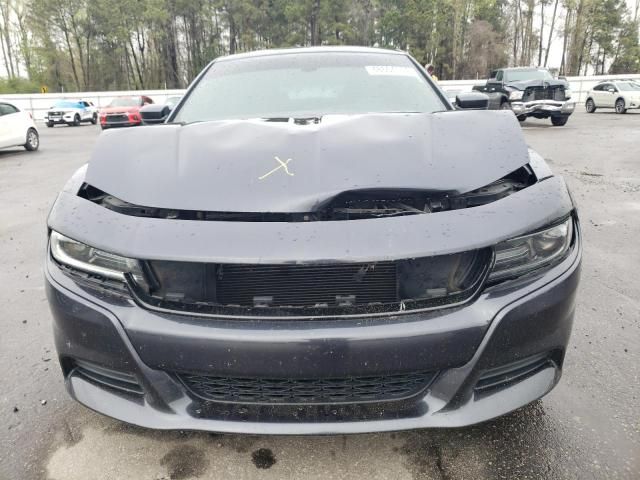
85, 111, 530, 212
506, 79, 568, 91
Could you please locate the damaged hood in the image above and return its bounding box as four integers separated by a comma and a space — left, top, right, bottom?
506, 79, 568, 91
85, 111, 530, 212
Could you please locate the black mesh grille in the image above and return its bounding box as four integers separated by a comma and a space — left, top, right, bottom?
139, 249, 491, 318
523, 86, 566, 102
178, 371, 437, 404
216, 263, 397, 307
106, 114, 128, 122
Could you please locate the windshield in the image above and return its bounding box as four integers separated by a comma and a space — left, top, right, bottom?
108, 96, 141, 107
504, 69, 554, 82
617, 82, 640, 91
166, 96, 182, 107
173, 52, 447, 123
53, 101, 81, 109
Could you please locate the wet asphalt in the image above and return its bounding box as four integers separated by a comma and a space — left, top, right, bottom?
0, 111, 638, 479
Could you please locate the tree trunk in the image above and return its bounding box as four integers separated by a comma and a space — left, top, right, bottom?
543, 0, 559, 67
538, 1, 545, 66
310, 0, 321, 46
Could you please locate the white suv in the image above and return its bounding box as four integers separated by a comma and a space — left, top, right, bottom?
585, 80, 640, 114
0, 101, 39, 151
46, 100, 98, 127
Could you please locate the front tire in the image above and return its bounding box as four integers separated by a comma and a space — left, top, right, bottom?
91, 113, 97, 125
73, 114, 81, 126
585, 98, 596, 113
615, 98, 627, 114
46, 121, 54, 128
24, 128, 39, 151
551, 116, 569, 126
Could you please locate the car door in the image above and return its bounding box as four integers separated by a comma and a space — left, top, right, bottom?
0, 103, 24, 148
485, 70, 504, 109
80, 101, 93, 120
590, 84, 604, 106
601, 83, 617, 108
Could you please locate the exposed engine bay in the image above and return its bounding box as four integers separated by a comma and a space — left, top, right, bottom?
78, 166, 535, 222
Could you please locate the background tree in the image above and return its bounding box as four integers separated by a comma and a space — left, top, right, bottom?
0, 0, 637, 93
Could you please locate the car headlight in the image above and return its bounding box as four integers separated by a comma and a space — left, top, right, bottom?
488, 218, 573, 283
50, 231, 146, 289
565, 89, 572, 99
509, 91, 524, 101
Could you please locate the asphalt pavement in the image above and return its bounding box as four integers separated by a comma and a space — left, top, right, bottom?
1, 111, 638, 479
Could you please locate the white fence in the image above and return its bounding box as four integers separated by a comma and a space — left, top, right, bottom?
2, 73, 640, 120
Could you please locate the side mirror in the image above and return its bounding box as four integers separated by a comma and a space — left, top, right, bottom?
139, 104, 171, 125
455, 92, 489, 110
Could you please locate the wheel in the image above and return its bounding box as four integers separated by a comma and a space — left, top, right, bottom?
24, 128, 39, 151
91, 113, 97, 125
517, 115, 527, 122
615, 98, 627, 114
551, 116, 569, 126
72, 114, 81, 126
585, 98, 596, 113
46, 121, 54, 128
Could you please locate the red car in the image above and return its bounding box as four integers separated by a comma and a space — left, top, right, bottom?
99, 95, 153, 129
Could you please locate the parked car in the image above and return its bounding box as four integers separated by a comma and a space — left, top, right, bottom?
140, 96, 182, 125
99, 95, 153, 129
473, 67, 575, 126
46, 100, 98, 127
46, 47, 581, 434
585, 80, 640, 114
0, 100, 39, 151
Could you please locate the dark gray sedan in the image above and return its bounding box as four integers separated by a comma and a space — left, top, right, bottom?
45, 47, 581, 434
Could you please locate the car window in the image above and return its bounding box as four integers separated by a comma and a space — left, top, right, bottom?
0, 103, 19, 115
616, 82, 640, 91
495, 70, 503, 81
53, 101, 81, 109
108, 97, 142, 107
174, 52, 447, 124
592, 84, 602, 91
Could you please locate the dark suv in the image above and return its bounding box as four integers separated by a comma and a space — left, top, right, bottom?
473, 67, 576, 126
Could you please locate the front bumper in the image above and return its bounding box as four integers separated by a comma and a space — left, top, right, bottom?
45, 227, 581, 434
511, 99, 576, 117
47, 113, 79, 124
101, 115, 141, 128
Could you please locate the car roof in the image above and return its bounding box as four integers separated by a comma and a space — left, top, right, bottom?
215, 46, 408, 63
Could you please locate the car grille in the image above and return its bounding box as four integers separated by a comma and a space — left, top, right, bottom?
48, 111, 63, 116
523, 85, 566, 102
106, 114, 128, 122
178, 370, 437, 404
216, 263, 398, 307
139, 249, 491, 318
